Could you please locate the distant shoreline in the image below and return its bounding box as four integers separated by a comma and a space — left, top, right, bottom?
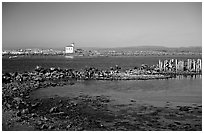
2, 53, 202, 58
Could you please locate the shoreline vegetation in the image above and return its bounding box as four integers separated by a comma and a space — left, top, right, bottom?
2, 61, 202, 131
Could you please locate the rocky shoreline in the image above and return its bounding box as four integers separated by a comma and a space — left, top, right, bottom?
3, 65, 201, 84
2, 66, 202, 131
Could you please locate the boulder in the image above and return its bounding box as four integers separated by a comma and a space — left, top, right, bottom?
12, 87, 18, 91
48, 125, 55, 130
31, 102, 40, 109
41, 116, 49, 121
179, 106, 190, 111
35, 66, 43, 72
49, 107, 59, 113
31, 113, 37, 118
16, 110, 21, 117
13, 97, 22, 103
130, 99, 136, 102
41, 124, 48, 130
37, 120, 43, 126
21, 108, 29, 114
6, 103, 12, 109
66, 124, 72, 129
17, 102, 27, 109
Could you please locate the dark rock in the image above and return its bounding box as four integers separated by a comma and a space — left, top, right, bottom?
41, 124, 48, 130
31, 113, 37, 118
59, 103, 63, 107
31, 102, 40, 109
13, 97, 22, 103
21, 115, 29, 121
59, 100, 62, 103
34, 77, 43, 82
49, 107, 59, 113
53, 112, 65, 116
130, 99, 136, 102
198, 110, 202, 114
25, 95, 30, 99
12, 87, 18, 91
35, 66, 43, 72
174, 121, 181, 125
41, 116, 49, 121
194, 124, 201, 127
168, 123, 177, 129
6, 103, 12, 109
16, 111, 21, 117
50, 67, 56, 71
21, 108, 29, 114
17, 102, 27, 109
147, 123, 153, 126
37, 120, 43, 126
2, 75, 12, 83
179, 106, 190, 111
70, 101, 77, 106
48, 125, 55, 130
16, 117, 23, 122
51, 83, 57, 87
66, 124, 72, 129
70, 82, 75, 85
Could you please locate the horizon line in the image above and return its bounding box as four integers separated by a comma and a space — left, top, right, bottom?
2, 45, 202, 50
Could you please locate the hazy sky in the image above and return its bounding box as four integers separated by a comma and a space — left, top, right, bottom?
2, 2, 202, 49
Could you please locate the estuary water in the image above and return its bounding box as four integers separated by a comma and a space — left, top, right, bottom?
30, 76, 202, 107
3, 55, 202, 106
2, 55, 201, 73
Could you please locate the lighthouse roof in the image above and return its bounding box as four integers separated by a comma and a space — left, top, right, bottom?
66, 44, 74, 47
66, 43, 74, 47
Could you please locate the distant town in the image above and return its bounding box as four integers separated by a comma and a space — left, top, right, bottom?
2, 43, 202, 57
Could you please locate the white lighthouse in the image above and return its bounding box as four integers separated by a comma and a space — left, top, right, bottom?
65, 43, 75, 54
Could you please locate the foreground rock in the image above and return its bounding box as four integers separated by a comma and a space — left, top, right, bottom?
2, 94, 202, 131
4, 65, 199, 85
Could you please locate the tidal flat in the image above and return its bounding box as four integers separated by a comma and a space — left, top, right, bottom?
2, 77, 202, 131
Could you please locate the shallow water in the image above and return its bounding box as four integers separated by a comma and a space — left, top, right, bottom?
2, 55, 201, 73
30, 76, 202, 107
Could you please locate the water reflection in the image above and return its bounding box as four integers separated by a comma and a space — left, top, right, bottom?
175, 74, 202, 80
65, 55, 74, 59
31, 74, 202, 106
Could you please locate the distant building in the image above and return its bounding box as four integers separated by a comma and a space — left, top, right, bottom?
65, 43, 75, 54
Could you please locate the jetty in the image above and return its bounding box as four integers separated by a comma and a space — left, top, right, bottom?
2, 58, 202, 84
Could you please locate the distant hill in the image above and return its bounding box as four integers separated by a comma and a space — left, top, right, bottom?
79, 46, 202, 53
4, 45, 202, 53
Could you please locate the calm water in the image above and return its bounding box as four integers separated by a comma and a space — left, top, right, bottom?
3, 55, 202, 106
2, 55, 202, 73
30, 76, 202, 106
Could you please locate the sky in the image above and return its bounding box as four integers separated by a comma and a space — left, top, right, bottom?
2, 2, 202, 49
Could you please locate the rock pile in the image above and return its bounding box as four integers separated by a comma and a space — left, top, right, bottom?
3, 65, 173, 85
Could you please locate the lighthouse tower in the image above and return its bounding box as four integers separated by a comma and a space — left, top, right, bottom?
65, 43, 75, 54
